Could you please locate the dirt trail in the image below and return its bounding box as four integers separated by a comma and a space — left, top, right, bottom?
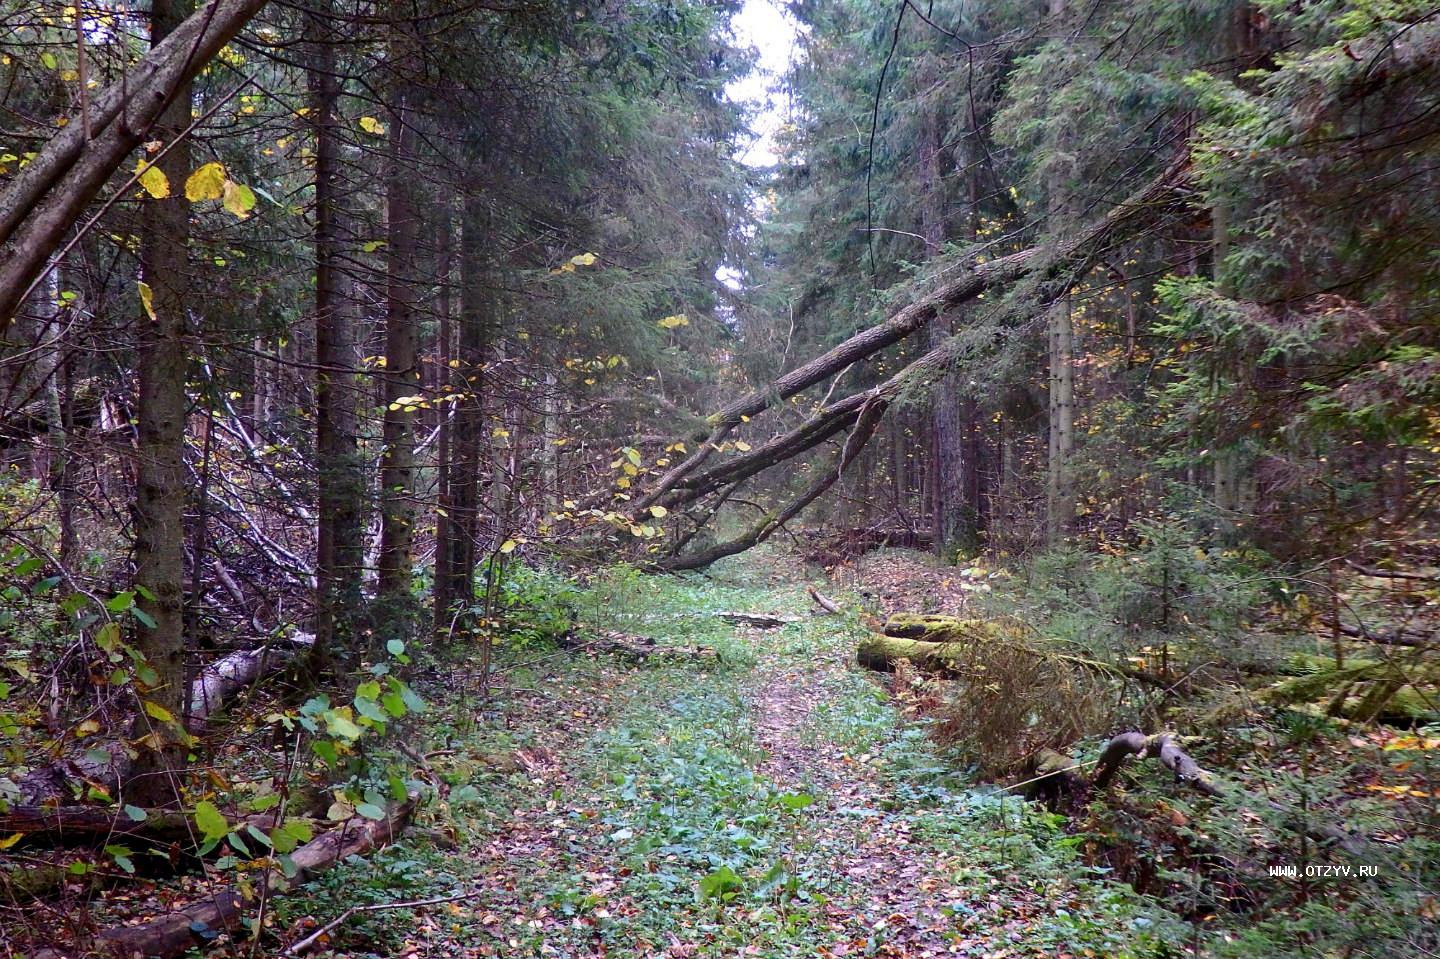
747, 652, 981, 958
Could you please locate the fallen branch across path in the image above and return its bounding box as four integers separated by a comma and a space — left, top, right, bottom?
561, 630, 717, 663
281, 889, 482, 956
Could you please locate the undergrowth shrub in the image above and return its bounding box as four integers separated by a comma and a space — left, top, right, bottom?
927, 622, 1113, 774
480, 560, 581, 647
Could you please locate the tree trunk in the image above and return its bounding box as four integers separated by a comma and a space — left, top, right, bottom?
376, 63, 420, 627
434, 195, 491, 626
38, 799, 415, 959
1044, 0, 1075, 544
433, 211, 455, 634
631, 157, 1189, 516
307, 0, 362, 675
918, 61, 970, 563
129, 0, 194, 808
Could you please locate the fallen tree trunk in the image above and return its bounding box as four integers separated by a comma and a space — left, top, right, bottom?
14, 632, 312, 805
35, 799, 415, 959
561, 630, 717, 663
881, 614, 1000, 642
715, 612, 798, 629
0, 806, 304, 846
189, 631, 314, 727
1330, 620, 1433, 649
857, 633, 984, 675
658, 395, 887, 570
630, 156, 1192, 515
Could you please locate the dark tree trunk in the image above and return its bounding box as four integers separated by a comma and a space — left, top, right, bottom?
435, 195, 491, 622
130, 0, 194, 808
376, 63, 420, 628
307, 0, 362, 675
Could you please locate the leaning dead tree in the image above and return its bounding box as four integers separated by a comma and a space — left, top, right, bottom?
0, 0, 271, 322
616, 155, 1195, 569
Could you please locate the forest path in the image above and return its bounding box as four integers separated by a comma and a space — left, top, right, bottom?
292, 555, 1175, 957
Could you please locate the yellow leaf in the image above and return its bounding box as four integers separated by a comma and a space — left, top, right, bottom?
184, 162, 226, 201
0, 833, 21, 850
142, 700, 175, 723
657, 313, 689, 329
137, 281, 156, 321
222, 179, 256, 218
734, 441, 751, 452
648, 506, 668, 518
498, 539, 518, 554
358, 116, 385, 135
570, 252, 597, 267
76, 718, 101, 737
135, 160, 169, 199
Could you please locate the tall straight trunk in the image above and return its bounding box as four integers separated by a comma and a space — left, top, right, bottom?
432, 212, 455, 635
1211, 1, 1250, 543
35, 264, 77, 567
376, 69, 420, 623
436, 195, 491, 621
1046, 296, 1075, 541
307, 1, 362, 673
130, 0, 193, 807
1045, 0, 1076, 544
918, 60, 969, 561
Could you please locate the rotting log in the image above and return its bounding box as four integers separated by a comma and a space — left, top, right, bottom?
189, 631, 314, 727
34, 799, 415, 959
857, 634, 980, 675
881, 614, 1003, 643
561, 629, 717, 663
715, 612, 798, 629
0, 806, 304, 845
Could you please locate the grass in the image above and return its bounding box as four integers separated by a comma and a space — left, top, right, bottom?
279, 554, 1189, 957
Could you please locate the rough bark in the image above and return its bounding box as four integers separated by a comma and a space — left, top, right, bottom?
1044, 0, 1076, 543
129, 0, 195, 808
376, 62, 421, 617
307, 0, 363, 675
434, 195, 491, 623
0, 0, 270, 322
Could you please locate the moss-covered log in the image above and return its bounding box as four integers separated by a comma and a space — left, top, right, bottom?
1265, 658, 1439, 724
856, 633, 976, 675
881, 614, 1007, 643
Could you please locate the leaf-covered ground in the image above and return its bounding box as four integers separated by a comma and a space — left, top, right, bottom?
282, 557, 1180, 958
